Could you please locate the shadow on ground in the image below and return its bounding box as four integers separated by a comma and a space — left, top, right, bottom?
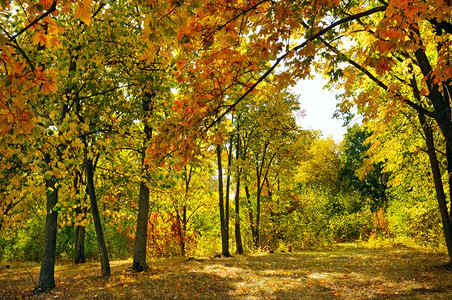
1, 244, 451, 299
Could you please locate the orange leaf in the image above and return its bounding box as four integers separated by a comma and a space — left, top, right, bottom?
75, 0, 92, 25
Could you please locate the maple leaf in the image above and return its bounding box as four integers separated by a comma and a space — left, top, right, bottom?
75, 0, 93, 25
376, 56, 393, 74
40, 0, 54, 10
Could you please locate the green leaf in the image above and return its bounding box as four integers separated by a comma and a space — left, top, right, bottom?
46, 188, 54, 196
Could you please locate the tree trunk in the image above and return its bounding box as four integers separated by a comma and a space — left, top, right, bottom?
86, 158, 111, 276
173, 205, 187, 257
245, 185, 257, 247
217, 145, 231, 257
133, 181, 150, 271
418, 112, 452, 263
225, 136, 233, 253
179, 166, 192, 257
132, 91, 153, 271
408, 73, 452, 262
253, 142, 269, 249
255, 168, 262, 249
182, 205, 187, 256
414, 48, 452, 152
234, 134, 244, 254
446, 145, 452, 222
74, 225, 86, 264
174, 206, 184, 257
36, 176, 59, 292
73, 172, 86, 264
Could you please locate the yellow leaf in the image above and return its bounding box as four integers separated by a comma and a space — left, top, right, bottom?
10, 176, 21, 186
75, 0, 92, 25
69, 122, 78, 132
31, 31, 42, 45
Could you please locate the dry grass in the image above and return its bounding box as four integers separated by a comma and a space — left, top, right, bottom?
1, 244, 452, 299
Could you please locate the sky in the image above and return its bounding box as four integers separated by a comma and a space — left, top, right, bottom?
292, 74, 349, 142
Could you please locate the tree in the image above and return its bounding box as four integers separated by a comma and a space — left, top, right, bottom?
340, 124, 388, 211
233, 131, 244, 254
216, 144, 231, 257
296, 137, 340, 193
232, 87, 302, 249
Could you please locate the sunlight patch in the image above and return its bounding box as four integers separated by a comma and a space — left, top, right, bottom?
307, 272, 329, 280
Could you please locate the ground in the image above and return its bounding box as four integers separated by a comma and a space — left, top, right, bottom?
1, 244, 452, 299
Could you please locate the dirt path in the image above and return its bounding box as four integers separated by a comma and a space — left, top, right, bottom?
1, 244, 452, 299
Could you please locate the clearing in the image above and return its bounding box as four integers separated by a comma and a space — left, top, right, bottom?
1, 244, 452, 299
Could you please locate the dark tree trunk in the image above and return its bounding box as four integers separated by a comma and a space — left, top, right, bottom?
254, 167, 262, 249
174, 205, 187, 257
253, 143, 269, 249
86, 158, 111, 276
414, 48, 452, 152
182, 205, 187, 256
217, 145, 231, 257
225, 136, 234, 253
234, 134, 244, 254
178, 166, 192, 257
174, 206, 186, 256
446, 145, 452, 222
74, 225, 86, 264
418, 112, 452, 263
36, 175, 59, 292
133, 181, 150, 271
408, 73, 452, 262
245, 184, 257, 246
132, 91, 153, 272
73, 172, 86, 264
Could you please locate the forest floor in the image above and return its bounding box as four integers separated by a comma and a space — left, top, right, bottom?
1, 243, 452, 299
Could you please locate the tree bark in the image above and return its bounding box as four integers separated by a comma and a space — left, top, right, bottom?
245, 184, 257, 246
234, 134, 244, 254
225, 136, 233, 253
446, 145, 452, 222
74, 225, 86, 264
408, 73, 452, 262
36, 175, 59, 292
178, 166, 193, 257
255, 166, 262, 249
414, 48, 452, 151
86, 158, 111, 276
182, 205, 187, 255
418, 112, 452, 263
74, 172, 86, 264
133, 181, 150, 271
132, 91, 153, 271
217, 145, 231, 257
252, 143, 269, 249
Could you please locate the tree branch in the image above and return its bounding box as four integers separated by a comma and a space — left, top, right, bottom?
13, 1, 57, 39
307, 21, 436, 119
201, 5, 386, 134
77, 83, 137, 101
429, 18, 452, 35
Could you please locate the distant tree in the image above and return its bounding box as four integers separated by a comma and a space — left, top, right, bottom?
339, 124, 388, 211
216, 144, 231, 257
296, 137, 341, 193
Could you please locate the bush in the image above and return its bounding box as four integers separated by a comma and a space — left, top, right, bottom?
270, 190, 376, 249
0, 216, 44, 262
329, 209, 373, 242
387, 192, 443, 247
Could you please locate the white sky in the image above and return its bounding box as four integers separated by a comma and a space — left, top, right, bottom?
292, 74, 348, 142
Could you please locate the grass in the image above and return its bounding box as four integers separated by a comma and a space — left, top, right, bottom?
1, 243, 452, 299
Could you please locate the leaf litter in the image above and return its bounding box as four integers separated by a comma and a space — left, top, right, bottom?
1, 244, 452, 299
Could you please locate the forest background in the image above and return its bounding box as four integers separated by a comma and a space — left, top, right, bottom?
0, 0, 451, 294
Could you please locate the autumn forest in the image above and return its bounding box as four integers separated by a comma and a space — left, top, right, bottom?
1, 0, 452, 298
